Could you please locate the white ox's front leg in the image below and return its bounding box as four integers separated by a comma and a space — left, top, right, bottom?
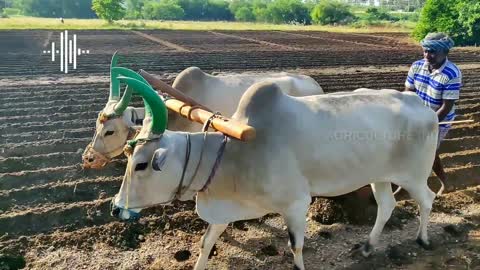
282, 197, 311, 270
194, 224, 228, 270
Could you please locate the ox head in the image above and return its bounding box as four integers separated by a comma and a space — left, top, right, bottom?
109, 75, 190, 221
82, 53, 151, 169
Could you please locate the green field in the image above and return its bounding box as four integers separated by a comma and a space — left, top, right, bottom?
0, 17, 414, 33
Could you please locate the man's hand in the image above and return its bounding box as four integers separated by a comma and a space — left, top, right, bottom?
437, 100, 455, 122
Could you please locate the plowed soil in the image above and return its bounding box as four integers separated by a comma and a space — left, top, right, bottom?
0, 30, 478, 270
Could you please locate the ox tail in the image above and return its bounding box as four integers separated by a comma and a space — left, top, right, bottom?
393, 178, 445, 197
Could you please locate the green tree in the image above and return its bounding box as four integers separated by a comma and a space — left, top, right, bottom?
204, 0, 233, 20
125, 0, 146, 19
143, 0, 184, 20
92, 0, 125, 22
251, 0, 269, 22
310, 0, 355, 25
176, 0, 207, 20
235, 6, 255, 21
413, 0, 479, 46
456, 0, 480, 44
13, 0, 95, 18
265, 0, 310, 24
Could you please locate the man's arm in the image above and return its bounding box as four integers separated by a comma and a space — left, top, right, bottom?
436, 100, 455, 122
404, 64, 416, 92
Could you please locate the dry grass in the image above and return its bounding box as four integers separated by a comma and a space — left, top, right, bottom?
0, 17, 413, 33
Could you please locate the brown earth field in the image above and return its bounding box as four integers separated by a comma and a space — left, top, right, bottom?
0, 30, 479, 270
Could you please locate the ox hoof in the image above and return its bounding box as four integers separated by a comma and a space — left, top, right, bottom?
416, 237, 433, 250
361, 241, 373, 257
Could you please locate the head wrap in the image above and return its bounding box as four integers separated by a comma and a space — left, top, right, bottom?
420, 32, 454, 53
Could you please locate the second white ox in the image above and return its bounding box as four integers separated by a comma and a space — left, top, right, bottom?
111, 75, 439, 270
82, 53, 323, 168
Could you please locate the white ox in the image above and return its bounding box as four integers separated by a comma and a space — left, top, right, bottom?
82, 54, 323, 168
111, 75, 439, 270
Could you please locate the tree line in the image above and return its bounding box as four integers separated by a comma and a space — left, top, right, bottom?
1, 0, 478, 46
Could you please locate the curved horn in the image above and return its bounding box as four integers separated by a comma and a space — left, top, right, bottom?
111, 67, 151, 115
117, 76, 168, 134
109, 51, 120, 100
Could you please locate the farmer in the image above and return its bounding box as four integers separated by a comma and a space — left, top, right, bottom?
404, 32, 462, 191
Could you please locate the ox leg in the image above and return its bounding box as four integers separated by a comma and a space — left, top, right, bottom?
194, 223, 228, 270
283, 197, 310, 270
405, 184, 436, 249
362, 182, 396, 257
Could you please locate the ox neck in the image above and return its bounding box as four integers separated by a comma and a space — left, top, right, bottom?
175, 131, 228, 200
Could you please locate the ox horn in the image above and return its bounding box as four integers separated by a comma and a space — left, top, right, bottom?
111, 67, 151, 115
116, 76, 168, 134
109, 51, 121, 101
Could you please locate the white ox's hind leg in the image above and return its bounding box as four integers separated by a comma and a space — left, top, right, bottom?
194, 224, 228, 270
403, 182, 436, 249
361, 182, 396, 257
282, 196, 311, 270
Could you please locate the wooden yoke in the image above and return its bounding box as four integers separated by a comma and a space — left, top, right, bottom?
139, 70, 256, 142
139, 70, 212, 112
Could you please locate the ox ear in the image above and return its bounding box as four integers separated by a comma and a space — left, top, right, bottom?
151, 148, 169, 171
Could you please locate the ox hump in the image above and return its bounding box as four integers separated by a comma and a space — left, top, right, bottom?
233, 81, 283, 123
172, 66, 207, 91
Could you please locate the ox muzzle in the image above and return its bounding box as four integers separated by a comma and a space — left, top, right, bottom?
110, 196, 141, 222
82, 143, 111, 169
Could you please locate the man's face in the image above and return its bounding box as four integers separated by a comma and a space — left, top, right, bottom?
423, 48, 447, 67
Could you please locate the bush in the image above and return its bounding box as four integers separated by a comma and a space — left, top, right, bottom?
311, 0, 356, 25
235, 6, 255, 22
414, 0, 480, 46
143, 1, 185, 20
2, 8, 21, 16
365, 7, 397, 22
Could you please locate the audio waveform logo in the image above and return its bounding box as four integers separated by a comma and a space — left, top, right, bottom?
42, 30, 91, 74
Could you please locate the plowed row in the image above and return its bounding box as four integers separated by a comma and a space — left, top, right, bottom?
1, 30, 480, 77
0, 30, 479, 269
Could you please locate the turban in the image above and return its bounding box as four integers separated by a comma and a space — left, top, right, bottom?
420, 33, 454, 53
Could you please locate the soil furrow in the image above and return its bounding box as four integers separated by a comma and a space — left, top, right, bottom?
1, 138, 91, 158
1, 127, 94, 144
0, 164, 124, 190
0, 119, 93, 134
0, 198, 113, 237
0, 176, 121, 214
0, 152, 83, 174
441, 135, 480, 153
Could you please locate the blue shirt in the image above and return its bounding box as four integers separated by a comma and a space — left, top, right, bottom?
405, 58, 462, 126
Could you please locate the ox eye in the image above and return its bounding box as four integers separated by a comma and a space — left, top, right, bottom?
105, 130, 115, 136
134, 162, 148, 171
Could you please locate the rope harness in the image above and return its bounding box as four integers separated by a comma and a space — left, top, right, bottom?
82, 111, 141, 169
118, 112, 228, 215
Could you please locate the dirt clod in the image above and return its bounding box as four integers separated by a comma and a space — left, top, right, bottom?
318, 231, 333, 239
386, 245, 413, 266
260, 245, 279, 256
173, 250, 191, 262
443, 224, 465, 237
0, 254, 26, 270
